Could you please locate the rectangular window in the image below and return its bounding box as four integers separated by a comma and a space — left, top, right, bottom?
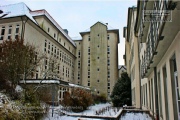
158, 72, 162, 117
0, 26, 5, 40
88, 36, 90, 41
163, 66, 169, 119
78, 50, 80, 58
107, 46, 110, 54
108, 57, 110, 66
88, 81, 90, 86
88, 47, 90, 55
15, 24, 19, 39
107, 35, 110, 40
7, 25, 12, 40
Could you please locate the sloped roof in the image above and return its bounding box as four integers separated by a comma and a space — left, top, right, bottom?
71, 36, 82, 41
118, 65, 127, 70
31, 9, 76, 46
81, 21, 117, 33
0, 2, 76, 47
0, 2, 37, 23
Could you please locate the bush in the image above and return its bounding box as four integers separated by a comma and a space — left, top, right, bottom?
20, 88, 45, 119
62, 88, 93, 112
92, 94, 107, 104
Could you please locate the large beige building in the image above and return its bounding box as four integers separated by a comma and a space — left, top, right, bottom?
73, 22, 119, 99
0, 3, 119, 100
124, 0, 180, 120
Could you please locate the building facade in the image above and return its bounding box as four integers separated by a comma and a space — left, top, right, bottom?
0, 3, 119, 100
124, 0, 180, 120
124, 6, 141, 108
73, 22, 119, 99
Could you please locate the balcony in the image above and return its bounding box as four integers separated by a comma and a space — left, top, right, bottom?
140, 1, 180, 78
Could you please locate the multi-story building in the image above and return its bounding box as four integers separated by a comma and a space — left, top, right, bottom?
124, 6, 141, 108
73, 22, 119, 99
125, 0, 180, 120
0, 3, 119, 100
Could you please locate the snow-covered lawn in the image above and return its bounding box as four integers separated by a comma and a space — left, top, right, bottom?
43, 103, 153, 120
120, 112, 152, 120
43, 103, 117, 120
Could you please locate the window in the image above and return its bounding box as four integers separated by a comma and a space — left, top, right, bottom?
7, 25, 12, 40
48, 28, 50, 32
15, 24, 20, 39
88, 47, 90, 55
63, 66, 64, 75
97, 68, 99, 71
107, 57, 110, 66
97, 80, 99, 83
44, 40, 47, 52
64, 42, 65, 46
88, 81, 90, 86
36, 71, 38, 79
88, 36, 90, 41
0, 26, 5, 40
107, 34, 110, 40
88, 57, 90, 66
108, 71, 110, 78
78, 50, 80, 58
78, 61, 80, 68
78, 71, 80, 80
107, 46, 110, 54
48, 42, 50, 54
51, 44, 53, 55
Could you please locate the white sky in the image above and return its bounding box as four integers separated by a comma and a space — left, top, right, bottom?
1, 0, 137, 65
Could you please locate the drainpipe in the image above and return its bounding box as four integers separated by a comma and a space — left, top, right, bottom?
21, 16, 28, 40
20, 16, 28, 81
154, 67, 159, 120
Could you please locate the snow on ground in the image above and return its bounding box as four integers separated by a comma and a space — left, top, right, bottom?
120, 112, 152, 120
43, 103, 113, 120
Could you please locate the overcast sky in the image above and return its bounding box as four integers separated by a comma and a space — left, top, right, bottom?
1, 0, 137, 65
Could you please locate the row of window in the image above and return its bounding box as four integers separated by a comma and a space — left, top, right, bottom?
44, 40, 74, 67
87, 35, 110, 41
0, 24, 20, 40
47, 27, 74, 54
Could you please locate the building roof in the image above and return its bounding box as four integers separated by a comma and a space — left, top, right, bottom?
80, 21, 118, 33
0, 2, 76, 47
69, 83, 90, 90
19, 79, 90, 90
71, 36, 82, 41
19, 79, 69, 86
0, 2, 37, 23
31, 9, 76, 46
118, 65, 127, 70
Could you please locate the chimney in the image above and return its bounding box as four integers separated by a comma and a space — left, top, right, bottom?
63, 29, 68, 35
